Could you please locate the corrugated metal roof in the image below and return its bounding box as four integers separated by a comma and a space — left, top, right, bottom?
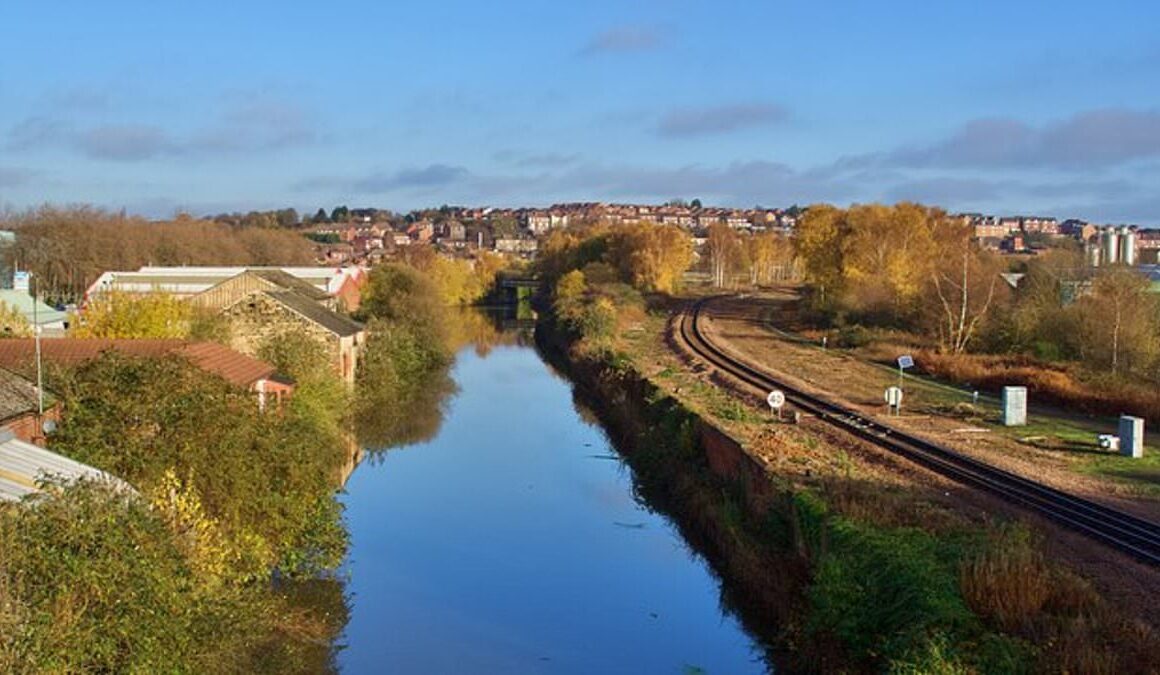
0, 432, 127, 502
0, 290, 68, 325
249, 270, 332, 301
0, 339, 277, 389
191, 270, 334, 310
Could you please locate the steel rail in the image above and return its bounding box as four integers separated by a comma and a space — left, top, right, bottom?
678, 297, 1160, 566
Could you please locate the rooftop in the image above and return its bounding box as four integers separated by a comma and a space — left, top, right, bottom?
0, 431, 128, 502
0, 290, 68, 325
264, 290, 365, 337
0, 339, 280, 389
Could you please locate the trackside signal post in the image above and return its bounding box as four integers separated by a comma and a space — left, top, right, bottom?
767, 389, 785, 421
896, 354, 914, 391
885, 386, 903, 416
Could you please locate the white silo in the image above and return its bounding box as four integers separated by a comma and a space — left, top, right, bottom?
1086, 239, 1101, 267
1120, 227, 1137, 266
1101, 227, 1120, 265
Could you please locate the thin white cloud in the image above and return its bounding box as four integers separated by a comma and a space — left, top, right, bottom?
657, 103, 789, 138
579, 26, 664, 56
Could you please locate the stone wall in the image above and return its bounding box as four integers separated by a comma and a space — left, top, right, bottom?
222, 293, 343, 375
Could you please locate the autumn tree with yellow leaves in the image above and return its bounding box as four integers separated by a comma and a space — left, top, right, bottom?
795, 203, 975, 325
0, 301, 32, 337
73, 291, 192, 338
608, 223, 694, 294
746, 230, 795, 286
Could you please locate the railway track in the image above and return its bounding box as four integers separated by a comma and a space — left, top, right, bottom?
678, 296, 1160, 566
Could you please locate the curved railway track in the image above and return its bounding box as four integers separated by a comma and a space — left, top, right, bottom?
678, 296, 1160, 566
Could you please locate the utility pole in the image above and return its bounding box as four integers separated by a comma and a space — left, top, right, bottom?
32, 274, 43, 416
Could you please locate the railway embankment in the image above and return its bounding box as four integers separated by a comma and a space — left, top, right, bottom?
536, 285, 1160, 673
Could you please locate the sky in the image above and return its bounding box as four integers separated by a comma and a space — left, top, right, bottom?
2, 1, 1160, 223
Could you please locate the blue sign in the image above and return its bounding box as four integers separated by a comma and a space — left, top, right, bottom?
897, 355, 915, 369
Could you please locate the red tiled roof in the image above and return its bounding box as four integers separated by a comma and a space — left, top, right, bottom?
0, 339, 277, 389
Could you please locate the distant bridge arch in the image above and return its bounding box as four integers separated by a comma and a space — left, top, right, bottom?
495, 273, 541, 304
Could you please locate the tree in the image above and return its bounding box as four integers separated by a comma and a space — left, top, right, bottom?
1072, 268, 1160, 374
358, 263, 446, 345
73, 291, 191, 338
705, 223, 744, 288
690, 198, 703, 209
746, 231, 793, 286
330, 205, 350, 223
554, 270, 588, 323
312, 207, 331, 224
841, 203, 944, 318
929, 238, 1002, 353
794, 204, 846, 305
275, 208, 299, 228
0, 300, 31, 337
4, 206, 313, 303
609, 223, 693, 293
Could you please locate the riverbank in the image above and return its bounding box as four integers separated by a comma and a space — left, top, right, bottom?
535, 279, 1160, 673
536, 317, 792, 667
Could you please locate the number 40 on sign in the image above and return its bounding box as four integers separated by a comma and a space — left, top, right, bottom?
767, 390, 786, 420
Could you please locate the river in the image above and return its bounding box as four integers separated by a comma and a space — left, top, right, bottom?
336, 323, 771, 673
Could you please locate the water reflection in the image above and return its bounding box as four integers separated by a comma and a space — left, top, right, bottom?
337, 310, 771, 673
356, 306, 535, 454
268, 577, 350, 673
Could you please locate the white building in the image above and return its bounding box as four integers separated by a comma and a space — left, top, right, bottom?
85, 266, 366, 302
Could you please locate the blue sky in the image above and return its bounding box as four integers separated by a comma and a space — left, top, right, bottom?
3, 1, 1160, 223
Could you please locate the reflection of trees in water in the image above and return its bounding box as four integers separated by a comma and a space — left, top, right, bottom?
570, 392, 604, 429
447, 305, 536, 357
271, 576, 350, 673
355, 307, 533, 456
356, 369, 459, 455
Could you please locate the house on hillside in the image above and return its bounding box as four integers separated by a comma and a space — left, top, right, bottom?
0, 339, 295, 410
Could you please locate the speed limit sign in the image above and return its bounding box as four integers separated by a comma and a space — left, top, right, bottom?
767, 389, 785, 411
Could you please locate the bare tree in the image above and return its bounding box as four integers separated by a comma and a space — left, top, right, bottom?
706, 223, 742, 288
931, 242, 1000, 353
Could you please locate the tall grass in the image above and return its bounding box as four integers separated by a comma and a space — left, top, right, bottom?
917, 350, 1160, 426
959, 528, 1050, 632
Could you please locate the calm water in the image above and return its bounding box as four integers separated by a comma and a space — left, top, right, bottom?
338, 341, 770, 673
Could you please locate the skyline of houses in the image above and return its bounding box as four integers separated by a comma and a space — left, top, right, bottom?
302, 199, 1160, 268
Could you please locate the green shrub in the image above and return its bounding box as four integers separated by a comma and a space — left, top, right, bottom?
836, 323, 872, 348
807, 520, 975, 666
48, 353, 348, 578
0, 482, 268, 672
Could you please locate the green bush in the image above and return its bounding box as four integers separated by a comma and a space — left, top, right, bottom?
807, 519, 975, 667
48, 353, 348, 578
836, 323, 872, 349
0, 482, 266, 672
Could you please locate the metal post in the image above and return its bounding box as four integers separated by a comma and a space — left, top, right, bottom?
32, 275, 43, 416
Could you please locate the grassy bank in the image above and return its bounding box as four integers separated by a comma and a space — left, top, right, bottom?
539, 273, 1160, 673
